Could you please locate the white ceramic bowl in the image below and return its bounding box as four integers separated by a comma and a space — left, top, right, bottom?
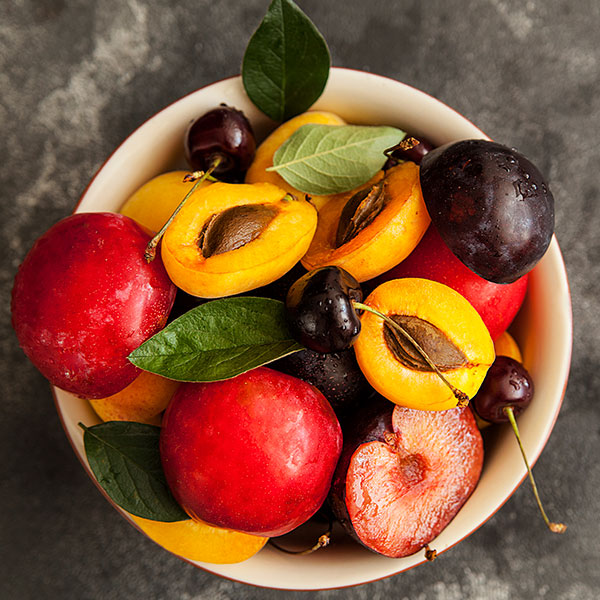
54, 68, 572, 590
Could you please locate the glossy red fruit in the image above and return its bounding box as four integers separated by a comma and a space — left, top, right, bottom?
374, 225, 528, 340
330, 398, 483, 558
160, 367, 343, 537
11, 213, 176, 398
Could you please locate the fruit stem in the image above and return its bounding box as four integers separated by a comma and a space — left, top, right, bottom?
352, 301, 469, 407
144, 156, 222, 262
182, 171, 219, 183
504, 406, 567, 534
268, 519, 332, 556
384, 136, 421, 158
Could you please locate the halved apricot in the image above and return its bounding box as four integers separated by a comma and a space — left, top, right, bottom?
354, 278, 495, 411
245, 111, 347, 210
161, 181, 317, 297
301, 162, 430, 282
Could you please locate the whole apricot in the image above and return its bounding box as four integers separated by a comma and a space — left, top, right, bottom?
493, 330, 523, 363
161, 181, 317, 297
245, 110, 346, 210
354, 278, 495, 411
131, 515, 267, 564
89, 370, 180, 426
120, 170, 211, 233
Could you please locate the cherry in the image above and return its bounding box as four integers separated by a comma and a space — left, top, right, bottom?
285, 266, 362, 353
388, 136, 434, 165
145, 105, 256, 262
472, 356, 533, 423
185, 104, 256, 183
472, 356, 566, 534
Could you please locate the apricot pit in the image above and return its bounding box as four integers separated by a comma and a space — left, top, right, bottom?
161, 181, 317, 297
301, 162, 430, 282
354, 278, 495, 410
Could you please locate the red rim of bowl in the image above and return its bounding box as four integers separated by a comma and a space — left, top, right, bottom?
52, 67, 573, 590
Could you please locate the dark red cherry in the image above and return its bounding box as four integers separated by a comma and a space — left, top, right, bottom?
472, 356, 534, 423
185, 105, 256, 182
390, 136, 434, 164
285, 266, 362, 353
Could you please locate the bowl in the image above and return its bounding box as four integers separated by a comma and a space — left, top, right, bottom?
54, 68, 573, 590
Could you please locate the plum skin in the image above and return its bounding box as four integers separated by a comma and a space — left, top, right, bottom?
420, 139, 554, 284
160, 367, 343, 537
11, 212, 176, 399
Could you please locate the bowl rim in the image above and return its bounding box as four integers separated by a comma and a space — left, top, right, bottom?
52, 67, 573, 590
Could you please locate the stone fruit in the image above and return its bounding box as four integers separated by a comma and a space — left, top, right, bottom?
89, 371, 180, 425
245, 110, 346, 210
302, 162, 430, 282
285, 266, 362, 353
374, 225, 529, 340
120, 170, 210, 233
272, 347, 370, 416
354, 278, 495, 410
11, 213, 176, 399
131, 514, 267, 564
160, 367, 342, 537
160, 181, 317, 298
329, 397, 483, 558
472, 356, 533, 423
185, 105, 256, 182
420, 139, 554, 284
471, 356, 566, 533
493, 330, 523, 362
386, 135, 434, 165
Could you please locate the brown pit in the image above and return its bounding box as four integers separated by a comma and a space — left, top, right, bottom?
335, 181, 387, 248
384, 314, 467, 372
198, 204, 278, 258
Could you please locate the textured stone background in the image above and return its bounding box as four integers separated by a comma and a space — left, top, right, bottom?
2, 0, 599, 598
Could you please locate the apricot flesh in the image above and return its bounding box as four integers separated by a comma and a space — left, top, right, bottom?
161, 181, 317, 298
301, 162, 430, 282
130, 515, 267, 564
245, 111, 346, 210
354, 278, 495, 410
89, 370, 180, 426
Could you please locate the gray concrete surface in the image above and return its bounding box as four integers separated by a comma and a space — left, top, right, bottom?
2, 0, 599, 598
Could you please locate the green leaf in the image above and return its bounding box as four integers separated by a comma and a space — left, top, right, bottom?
267, 124, 406, 195
81, 421, 189, 522
242, 0, 330, 121
128, 297, 304, 382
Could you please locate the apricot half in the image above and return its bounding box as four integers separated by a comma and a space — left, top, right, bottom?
301, 162, 430, 282
130, 515, 267, 564
354, 278, 495, 411
245, 111, 346, 210
161, 181, 317, 297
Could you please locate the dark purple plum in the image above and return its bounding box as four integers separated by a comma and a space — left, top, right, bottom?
185, 105, 256, 182
285, 266, 362, 353
472, 356, 534, 423
420, 140, 554, 283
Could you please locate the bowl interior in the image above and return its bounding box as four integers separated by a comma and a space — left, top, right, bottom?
54, 69, 572, 590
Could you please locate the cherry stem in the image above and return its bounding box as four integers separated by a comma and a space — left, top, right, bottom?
182, 171, 220, 183
504, 406, 567, 534
144, 157, 222, 262
268, 519, 333, 556
384, 136, 422, 158
352, 301, 469, 407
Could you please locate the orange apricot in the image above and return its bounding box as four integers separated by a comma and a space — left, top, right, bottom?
89, 370, 180, 425
245, 111, 347, 210
354, 278, 495, 411
130, 515, 267, 564
161, 181, 317, 298
301, 162, 430, 282
494, 330, 523, 363
120, 171, 211, 233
